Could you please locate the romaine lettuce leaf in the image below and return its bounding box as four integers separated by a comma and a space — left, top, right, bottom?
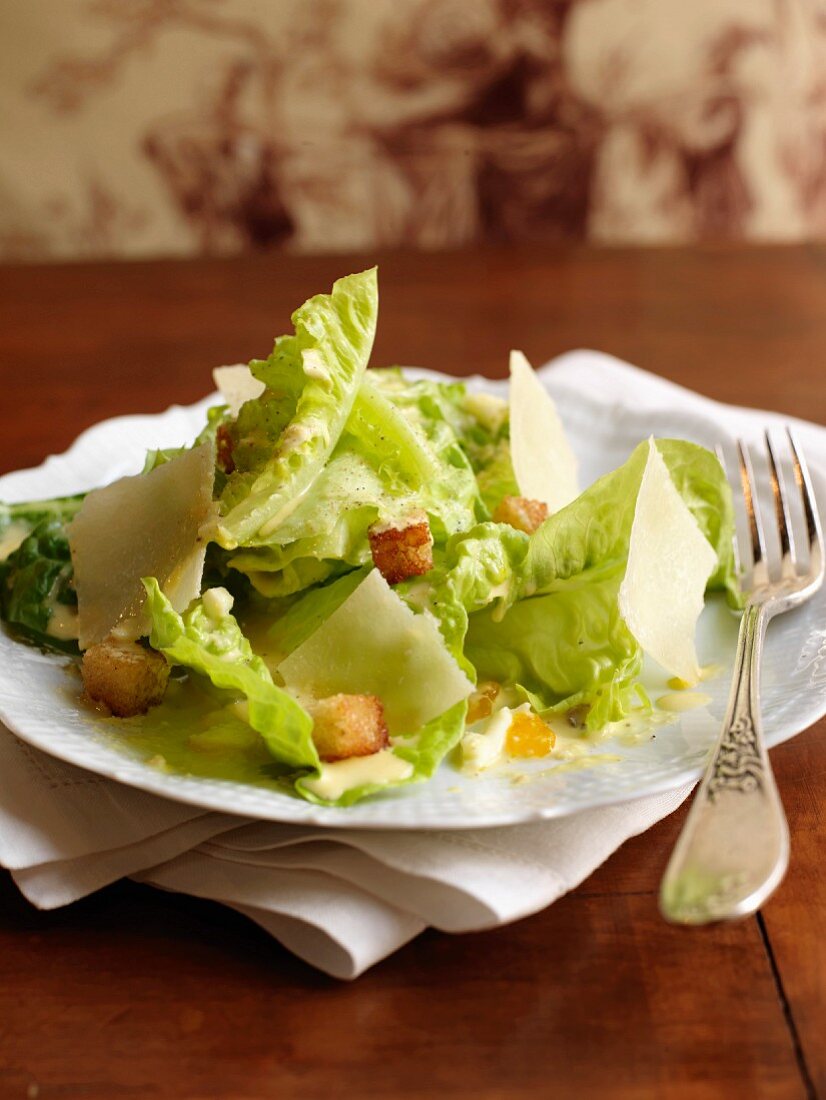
143, 579, 318, 770
0, 518, 78, 652
0, 494, 84, 542
218, 268, 379, 546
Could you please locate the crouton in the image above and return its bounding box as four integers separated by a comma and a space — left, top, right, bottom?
81, 638, 170, 717
493, 495, 549, 534
309, 693, 389, 762
368, 511, 433, 585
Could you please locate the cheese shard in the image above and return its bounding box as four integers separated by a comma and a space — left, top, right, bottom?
509, 350, 579, 512
277, 569, 474, 735
212, 364, 265, 416
619, 439, 717, 685
69, 443, 216, 649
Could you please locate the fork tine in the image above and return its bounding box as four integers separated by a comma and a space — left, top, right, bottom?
764, 431, 796, 577
737, 440, 769, 586
716, 444, 742, 578
787, 429, 825, 583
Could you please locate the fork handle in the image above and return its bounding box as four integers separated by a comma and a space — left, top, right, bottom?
659, 603, 790, 924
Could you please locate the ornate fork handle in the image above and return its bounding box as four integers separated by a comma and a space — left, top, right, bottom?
660, 603, 789, 924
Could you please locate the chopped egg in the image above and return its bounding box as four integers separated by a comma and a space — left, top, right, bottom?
461, 707, 514, 772
505, 711, 556, 758
463, 705, 558, 772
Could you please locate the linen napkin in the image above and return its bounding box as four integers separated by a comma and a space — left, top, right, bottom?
2, 351, 822, 980
0, 723, 691, 979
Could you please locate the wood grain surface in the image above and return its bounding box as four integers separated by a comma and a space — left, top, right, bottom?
0, 246, 824, 1100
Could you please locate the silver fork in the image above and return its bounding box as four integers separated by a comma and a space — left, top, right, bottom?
660, 430, 824, 925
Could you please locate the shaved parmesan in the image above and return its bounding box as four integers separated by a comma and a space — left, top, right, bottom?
509, 350, 579, 512
277, 569, 473, 735
619, 439, 717, 685
69, 443, 216, 649
212, 364, 265, 416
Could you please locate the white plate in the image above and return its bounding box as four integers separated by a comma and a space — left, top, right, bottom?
1, 352, 825, 830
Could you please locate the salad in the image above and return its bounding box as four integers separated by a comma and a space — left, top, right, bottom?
0, 268, 740, 807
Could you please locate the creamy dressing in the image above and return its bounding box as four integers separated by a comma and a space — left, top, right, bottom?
538, 753, 622, 777
279, 419, 329, 453
0, 521, 31, 561
597, 707, 676, 747
656, 691, 712, 713
301, 349, 331, 384
700, 663, 725, 683
302, 750, 414, 801
46, 601, 79, 641
461, 707, 515, 772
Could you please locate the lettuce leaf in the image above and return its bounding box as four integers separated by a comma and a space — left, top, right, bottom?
0, 518, 78, 652
143, 579, 318, 770
218, 268, 379, 547
144, 575, 465, 807
296, 700, 467, 807
225, 368, 484, 596
465, 566, 643, 730
522, 439, 738, 602
370, 371, 518, 515
411, 439, 739, 729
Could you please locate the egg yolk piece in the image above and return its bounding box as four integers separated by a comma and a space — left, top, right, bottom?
505, 712, 556, 758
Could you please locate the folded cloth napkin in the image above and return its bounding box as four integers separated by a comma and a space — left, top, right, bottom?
3, 350, 822, 980
0, 724, 691, 979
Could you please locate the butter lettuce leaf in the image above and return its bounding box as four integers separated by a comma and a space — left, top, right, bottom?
411, 438, 739, 729
226, 368, 484, 596
143, 579, 318, 770
466, 566, 643, 730
218, 267, 379, 547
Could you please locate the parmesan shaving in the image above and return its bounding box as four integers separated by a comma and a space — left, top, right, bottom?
212, 364, 265, 416
68, 442, 216, 649
618, 439, 717, 685
509, 350, 579, 512
278, 569, 473, 735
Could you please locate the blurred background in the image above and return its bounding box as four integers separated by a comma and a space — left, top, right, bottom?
1, 0, 825, 262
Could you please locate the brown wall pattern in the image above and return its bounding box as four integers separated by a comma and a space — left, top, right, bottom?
1, 0, 824, 261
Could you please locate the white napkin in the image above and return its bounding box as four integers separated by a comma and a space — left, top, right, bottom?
0, 724, 690, 978
2, 351, 821, 980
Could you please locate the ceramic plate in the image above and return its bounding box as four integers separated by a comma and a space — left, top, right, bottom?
1, 352, 824, 829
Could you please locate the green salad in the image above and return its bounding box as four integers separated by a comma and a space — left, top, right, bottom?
0, 268, 740, 806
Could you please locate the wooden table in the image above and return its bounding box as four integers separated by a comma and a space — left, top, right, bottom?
0, 247, 824, 1099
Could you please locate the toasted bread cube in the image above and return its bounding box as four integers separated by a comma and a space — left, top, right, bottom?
309, 693, 389, 762
368, 512, 433, 585
81, 638, 170, 717
493, 496, 549, 534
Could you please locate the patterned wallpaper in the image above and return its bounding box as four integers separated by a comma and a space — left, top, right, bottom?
1, 0, 825, 261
